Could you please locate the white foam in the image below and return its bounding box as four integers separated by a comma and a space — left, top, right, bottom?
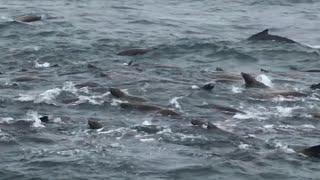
53, 117, 62, 123
0, 117, 14, 123
62, 81, 78, 94
274, 142, 295, 153
169, 96, 183, 111
26, 111, 45, 128
263, 124, 274, 129
256, 74, 273, 87
73, 95, 104, 105
139, 138, 155, 142
231, 86, 243, 93
191, 85, 200, 89
110, 99, 125, 106
156, 127, 172, 134
301, 124, 316, 129
34, 88, 61, 105
238, 142, 250, 150
17, 94, 36, 102
275, 106, 300, 117
35, 61, 50, 68
272, 95, 301, 102
142, 120, 152, 126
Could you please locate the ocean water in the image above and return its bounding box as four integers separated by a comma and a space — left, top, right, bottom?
1, 0, 320, 179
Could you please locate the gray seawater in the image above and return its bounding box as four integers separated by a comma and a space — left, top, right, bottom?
1, 0, 320, 179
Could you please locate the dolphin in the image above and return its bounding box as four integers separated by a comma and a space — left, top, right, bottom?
299, 145, 320, 158
196, 104, 245, 115
241, 72, 269, 88
15, 15, 42, 23
88, 119, 103, 129
202, 83, 215, 91
310, 83, 320, 90
311, 112, 320, 118
191, 119, 217, 129
117, 48, 151, 56
119, 102, 180, 117
248, 29, 296, 43
109, 88, 147, 102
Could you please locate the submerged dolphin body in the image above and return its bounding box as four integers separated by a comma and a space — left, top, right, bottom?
248, 29, 296, 43
117, 48, 151, 56
15, 15, 42, 23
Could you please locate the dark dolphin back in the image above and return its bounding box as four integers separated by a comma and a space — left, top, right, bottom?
300, 145, 320, 158
241, 72, 269, 88
248, 29, 269, 41
248, 29, 296, 43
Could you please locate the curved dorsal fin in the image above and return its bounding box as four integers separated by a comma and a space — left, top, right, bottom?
257, 29, 269, 36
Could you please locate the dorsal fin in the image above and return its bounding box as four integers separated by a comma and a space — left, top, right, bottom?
257, 29, 269, 36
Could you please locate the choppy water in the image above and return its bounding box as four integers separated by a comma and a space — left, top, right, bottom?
1, 0, 320, 179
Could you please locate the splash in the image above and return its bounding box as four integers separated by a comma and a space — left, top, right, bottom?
256, 74, 273, 87
169, 96, 183, 111
26, 111, 45, 128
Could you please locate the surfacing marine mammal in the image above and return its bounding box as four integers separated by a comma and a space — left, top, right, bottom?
15, 15, 42, 22
248, 29, 296, 43
241, 72, 269, 88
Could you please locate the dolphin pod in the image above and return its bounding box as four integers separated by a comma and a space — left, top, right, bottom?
248, 29, 296, 43
15, 15, 42, 22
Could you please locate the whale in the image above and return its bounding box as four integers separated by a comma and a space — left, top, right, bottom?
109, 88, 147, 102
241, 72, 269, 88
15, 15, 42, 23
248, 29, 296, 43
117, 48, 151, 56
299, 145, 320, 158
